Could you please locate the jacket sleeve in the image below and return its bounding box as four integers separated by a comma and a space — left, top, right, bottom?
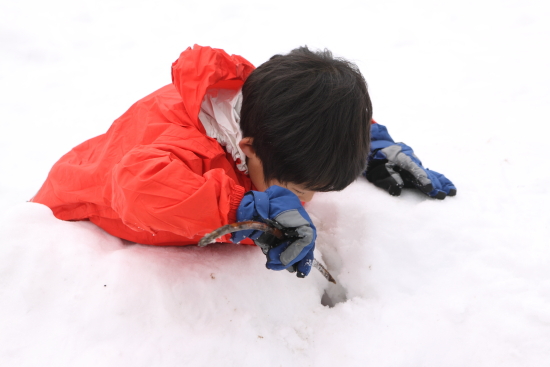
108, 45, 254, 240
110, 143, 246, 238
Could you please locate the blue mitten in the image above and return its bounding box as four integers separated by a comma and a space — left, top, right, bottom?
232, 185, 316, 278
365, 123, 457, 199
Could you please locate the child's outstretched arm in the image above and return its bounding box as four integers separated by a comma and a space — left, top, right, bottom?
364, 122, 457, 199
111, 142, 246, 240
108, 45, 256, 242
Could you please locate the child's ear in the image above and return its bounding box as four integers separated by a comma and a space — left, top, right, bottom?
239, 137, 256, 158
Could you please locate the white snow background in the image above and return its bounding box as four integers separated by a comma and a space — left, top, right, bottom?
1, 0, 549, 366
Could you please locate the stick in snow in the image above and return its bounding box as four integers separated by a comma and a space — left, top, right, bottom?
198, 221, 336, 284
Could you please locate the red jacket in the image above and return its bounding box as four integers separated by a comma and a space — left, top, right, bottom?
32, 45, 256, 246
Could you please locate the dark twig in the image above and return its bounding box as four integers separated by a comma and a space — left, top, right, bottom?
199, 221, 336, 284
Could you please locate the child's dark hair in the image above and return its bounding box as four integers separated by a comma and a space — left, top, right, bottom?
240, 46, 372, 192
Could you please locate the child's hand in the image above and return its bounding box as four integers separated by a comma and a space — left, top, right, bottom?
232, 186, 316, 278
365, 123, 457, 199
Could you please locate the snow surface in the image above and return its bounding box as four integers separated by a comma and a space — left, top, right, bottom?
1, 0, 549, 366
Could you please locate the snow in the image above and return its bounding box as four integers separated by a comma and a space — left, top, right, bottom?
1, 0, 549, 366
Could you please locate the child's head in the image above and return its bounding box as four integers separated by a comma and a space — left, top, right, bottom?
239, 46, 372, 197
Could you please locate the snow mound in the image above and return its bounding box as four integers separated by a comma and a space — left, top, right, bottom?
1, 178, 549, 366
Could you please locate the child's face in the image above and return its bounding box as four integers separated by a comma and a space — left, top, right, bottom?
267, 180, 316, 203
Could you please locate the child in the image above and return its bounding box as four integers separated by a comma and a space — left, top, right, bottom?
31, 45, 455, 278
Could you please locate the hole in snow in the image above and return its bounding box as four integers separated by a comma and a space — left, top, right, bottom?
321, 291, 335, 307
321, 283, 347, 308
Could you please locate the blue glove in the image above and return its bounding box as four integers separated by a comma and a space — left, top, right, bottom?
232, 185, 316, 278
365, 123, 457, 199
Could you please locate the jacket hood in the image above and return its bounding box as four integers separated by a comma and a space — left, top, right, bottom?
171, 45, 255, 126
